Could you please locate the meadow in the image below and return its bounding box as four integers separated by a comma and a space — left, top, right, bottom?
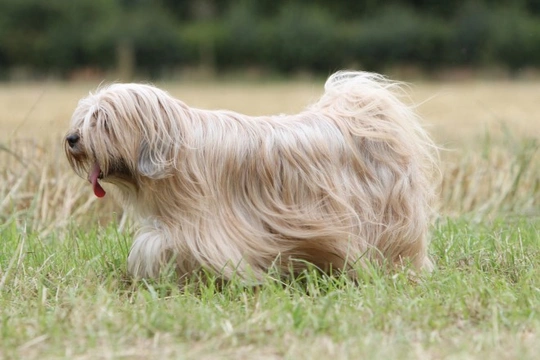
0, 79, 539, 359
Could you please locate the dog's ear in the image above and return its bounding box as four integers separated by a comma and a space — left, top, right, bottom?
137, 140, 171, 179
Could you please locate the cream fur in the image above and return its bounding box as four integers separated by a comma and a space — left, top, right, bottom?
65, 71, 439, 282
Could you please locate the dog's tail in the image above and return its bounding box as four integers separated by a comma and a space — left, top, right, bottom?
313, 71, 424, 138
312, 71, 438, 174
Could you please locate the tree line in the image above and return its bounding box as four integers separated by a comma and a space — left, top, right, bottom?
1, 0, 540, 79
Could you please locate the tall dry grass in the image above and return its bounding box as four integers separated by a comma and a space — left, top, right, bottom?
439, 135, 538, 219
0, 140, 119, 236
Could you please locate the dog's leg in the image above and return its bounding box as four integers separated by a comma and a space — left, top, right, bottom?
127, 226, 171, 279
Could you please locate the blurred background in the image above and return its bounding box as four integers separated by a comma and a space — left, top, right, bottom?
2, 0, 540, 81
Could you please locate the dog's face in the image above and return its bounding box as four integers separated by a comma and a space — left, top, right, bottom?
65, 84, 181, 197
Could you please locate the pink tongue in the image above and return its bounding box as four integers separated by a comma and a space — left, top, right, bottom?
88, 162, 106, 198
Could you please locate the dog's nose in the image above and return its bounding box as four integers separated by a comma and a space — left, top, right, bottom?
66, 133, 80, 148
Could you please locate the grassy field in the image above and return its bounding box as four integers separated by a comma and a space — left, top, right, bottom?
1, 79, 539, 359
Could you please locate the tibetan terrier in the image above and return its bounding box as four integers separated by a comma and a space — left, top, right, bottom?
65, 71, 438, 282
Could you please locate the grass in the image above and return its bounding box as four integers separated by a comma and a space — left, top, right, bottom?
1, 81, 539, 359
1, 219, 539, 359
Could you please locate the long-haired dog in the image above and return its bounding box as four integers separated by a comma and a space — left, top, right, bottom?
65, 71, 438, 282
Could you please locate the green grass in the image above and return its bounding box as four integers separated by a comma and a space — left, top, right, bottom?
1, 217, 539, 359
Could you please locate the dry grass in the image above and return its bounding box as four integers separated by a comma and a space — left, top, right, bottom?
440, 134, 538, 218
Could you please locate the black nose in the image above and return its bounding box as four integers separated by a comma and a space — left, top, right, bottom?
66, 133, 80, 148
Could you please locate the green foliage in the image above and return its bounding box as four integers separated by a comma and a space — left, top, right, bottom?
269, 4, 343, 72
490, 8, 540, 72
0, 0, 115, 71
215, 2, 265, 67
349, 6, 453, 71
2, 1, 540, 77
451, 1, 494, 65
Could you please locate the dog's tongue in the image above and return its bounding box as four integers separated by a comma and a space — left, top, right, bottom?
88, 162, 106, 198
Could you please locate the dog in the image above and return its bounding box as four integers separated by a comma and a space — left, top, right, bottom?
65, 71, 438, 282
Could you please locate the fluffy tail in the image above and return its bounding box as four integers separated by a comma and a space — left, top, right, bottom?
315, 71, 429, 140
314, 70, 439, 182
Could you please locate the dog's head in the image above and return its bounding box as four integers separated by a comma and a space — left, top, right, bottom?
65, 84, 186, 197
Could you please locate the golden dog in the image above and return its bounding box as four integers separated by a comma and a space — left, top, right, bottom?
65, 71, 438, 282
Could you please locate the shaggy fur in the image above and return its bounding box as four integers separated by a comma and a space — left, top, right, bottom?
65, 71, 438, 282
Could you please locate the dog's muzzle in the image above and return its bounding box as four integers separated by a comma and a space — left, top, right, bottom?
65, 132, 107, 198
